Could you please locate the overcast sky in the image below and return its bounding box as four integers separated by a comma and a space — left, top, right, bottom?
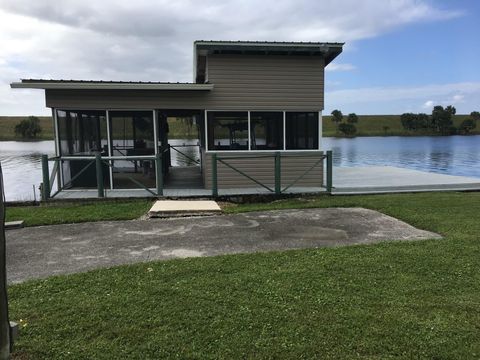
1, 0, 478, 115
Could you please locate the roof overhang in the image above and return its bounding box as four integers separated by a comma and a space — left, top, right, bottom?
195, 41, 344, 65
10, 80, 214, 91
194, 40, 344, 83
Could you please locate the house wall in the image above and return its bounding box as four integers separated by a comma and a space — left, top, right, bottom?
45, 55, 325, 111
201, 149, 324, 189
205, 54, 324, 111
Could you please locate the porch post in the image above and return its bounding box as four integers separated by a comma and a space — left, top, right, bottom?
156, 152, 163, 196
41, 155, 50, 201
326, 150, 333, 193
95, 153, 105, 198
274, 152, 281, 194
211, 153, 218, 197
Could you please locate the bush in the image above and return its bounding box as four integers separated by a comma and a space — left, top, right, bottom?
347, 113, 358, 124
459, 118, 476, 134
14, 116, 42, 139
338, 123, 357, 136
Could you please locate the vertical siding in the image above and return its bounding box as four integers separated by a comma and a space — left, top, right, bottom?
202, 150, 324, 189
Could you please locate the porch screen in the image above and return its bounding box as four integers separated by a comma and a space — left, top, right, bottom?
207, 112, 248, 150
250, 112, 283, 150
285, 112, 319, 150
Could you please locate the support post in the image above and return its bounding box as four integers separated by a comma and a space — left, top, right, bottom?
211, 153, 218, 197
326, 150, 333, 193
41, 155, 50, 201
95, 153, 104, 198
155, 152, 163, 196
0, 163, 12, 359
274, 152, 281, 194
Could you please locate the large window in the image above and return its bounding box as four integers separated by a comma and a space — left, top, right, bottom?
207, 112, 248, 150
285, 112, 319, 150
250, 112, 283, 150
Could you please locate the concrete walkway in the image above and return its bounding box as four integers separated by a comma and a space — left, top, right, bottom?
6, 208, 440, 283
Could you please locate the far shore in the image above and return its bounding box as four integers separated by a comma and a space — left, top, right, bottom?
0, 114, 478, 141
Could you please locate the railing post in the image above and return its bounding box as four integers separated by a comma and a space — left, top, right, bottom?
211, 153, 218, 197
156, 152, 163, 196
41, 154, 50, 201
326, 150, 333, 193
274, 152, 281, 194
95, 153, 104, 198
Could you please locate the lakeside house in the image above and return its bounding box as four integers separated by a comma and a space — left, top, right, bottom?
10, 41, 343, 198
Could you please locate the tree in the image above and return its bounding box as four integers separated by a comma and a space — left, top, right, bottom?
14, 116, 42, 139
470, 111, 480, 122
416, 113, 430, 129
459, 119, 476, 134
347, 113, 358, 124
330, 109, 343, 124
400, 113, 416, 131
338, 123, 357, 136
431, 105, 456, 134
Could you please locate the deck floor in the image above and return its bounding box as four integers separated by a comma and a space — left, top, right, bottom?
53, 166, 480, 199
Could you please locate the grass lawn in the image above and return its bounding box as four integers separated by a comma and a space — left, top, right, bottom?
7, 192, 480, 359
6, 199, 153, 227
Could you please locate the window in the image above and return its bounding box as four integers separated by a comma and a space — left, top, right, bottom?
285, 112, 319, 150
207, 111, 248, 150
250, 112, 283, 150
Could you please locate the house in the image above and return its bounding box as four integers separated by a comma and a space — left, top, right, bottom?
10, 40, 343, 198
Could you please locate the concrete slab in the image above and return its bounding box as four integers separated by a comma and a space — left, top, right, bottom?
333, 166, 480, 194
6, 208, 441, 283
148, 200, 221, 217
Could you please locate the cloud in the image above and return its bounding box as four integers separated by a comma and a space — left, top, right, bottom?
423, 100, 435, 109
325, 63, 356, 72
326, 82, 480, 114
0, 0, 465, 114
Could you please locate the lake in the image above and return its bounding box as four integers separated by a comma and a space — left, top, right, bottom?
1, 135, 479, 201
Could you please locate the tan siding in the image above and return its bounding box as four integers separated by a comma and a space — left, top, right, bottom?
206, 54, 324, 111
46, 54, 325, 111
202, 150, 324, 189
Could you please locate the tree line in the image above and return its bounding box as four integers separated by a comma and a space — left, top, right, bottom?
401, 106, 479, 135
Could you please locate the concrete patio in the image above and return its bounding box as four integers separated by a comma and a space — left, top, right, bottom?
6, 208, 440, 283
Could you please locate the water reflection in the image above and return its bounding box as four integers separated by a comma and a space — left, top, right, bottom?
323, 135, 480, 178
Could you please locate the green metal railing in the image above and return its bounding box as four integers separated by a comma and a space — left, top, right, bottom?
40, 151, 168, 200
211, 150, 333, 197
40, 149, 334, 200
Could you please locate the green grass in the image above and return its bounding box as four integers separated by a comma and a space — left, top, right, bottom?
322, 114, 476, 137
0, 116, 53, 141
6, 199, 153, 227
8, 192, 480, 359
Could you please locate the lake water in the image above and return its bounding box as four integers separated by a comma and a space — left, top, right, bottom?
1, 135, 479, 201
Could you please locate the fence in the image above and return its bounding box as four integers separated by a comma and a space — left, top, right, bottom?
210, 150, 333, 197
40, 149, 333, 200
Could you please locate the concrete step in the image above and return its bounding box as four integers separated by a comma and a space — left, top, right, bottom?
148, 200, 222, 218
5, 220, 25, 230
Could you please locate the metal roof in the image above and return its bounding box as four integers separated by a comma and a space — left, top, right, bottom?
194, 40, 344, 65
10, 79, 214, 90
